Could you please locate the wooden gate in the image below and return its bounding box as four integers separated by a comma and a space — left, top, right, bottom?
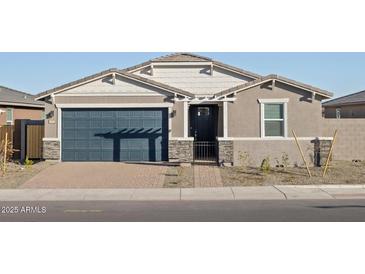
0, 125, 14, 143
26, 125, 44, 159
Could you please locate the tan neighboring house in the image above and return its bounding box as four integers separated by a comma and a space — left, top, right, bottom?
323, 90, 365, 118
0, 86, 44, 125
35, 53, 333, 166
0, 86, 45, 158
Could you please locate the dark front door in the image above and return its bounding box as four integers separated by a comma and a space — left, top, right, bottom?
189, 105, 218, 141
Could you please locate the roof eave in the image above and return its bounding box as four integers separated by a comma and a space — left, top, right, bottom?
35, 69, 194, 100
215, 74, 333, 99
0, 101, 44, 108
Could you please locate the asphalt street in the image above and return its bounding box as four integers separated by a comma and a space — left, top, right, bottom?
1, 199, 365, 221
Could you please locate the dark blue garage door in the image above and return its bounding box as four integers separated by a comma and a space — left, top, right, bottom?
62, 108, 168, 162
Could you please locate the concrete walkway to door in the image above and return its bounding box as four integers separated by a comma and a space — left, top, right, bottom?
21, 162, 167, 189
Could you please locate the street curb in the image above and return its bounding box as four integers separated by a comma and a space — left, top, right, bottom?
0, 185, 365, 201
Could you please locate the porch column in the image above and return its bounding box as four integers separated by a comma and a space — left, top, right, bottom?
183, 101, 188, 138
223, 101, 228, 138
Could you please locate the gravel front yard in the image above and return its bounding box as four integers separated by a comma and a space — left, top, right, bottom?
0, 161, 55, 189
220, 160, 365, 186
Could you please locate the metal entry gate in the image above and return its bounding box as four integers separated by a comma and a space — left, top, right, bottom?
193, 141, 217, 162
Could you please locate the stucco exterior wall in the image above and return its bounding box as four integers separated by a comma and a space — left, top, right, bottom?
228, 82, 324, 138
324, 104, 365, 118
321, 118, 365, 161
171, 101, 184, 137
55, 96, 170, 105
133, 66, 252, 95
233, 139, 315, 167
44, 101, 58, 138
0, 106, 43, 125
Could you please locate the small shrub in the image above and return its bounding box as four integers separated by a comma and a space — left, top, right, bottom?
275, 158, 282, 168
24, 156, 34, 168
260, 157, 271, 173
281, 152, 289, 170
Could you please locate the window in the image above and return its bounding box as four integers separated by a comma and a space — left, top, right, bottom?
259, 99, 288, 138
197, 107, 210, 116
264, 104, 284, 136
336, 108, 341, 119
6, 108, 13, 125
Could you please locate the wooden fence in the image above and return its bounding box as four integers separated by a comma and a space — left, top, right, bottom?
26, 125, 44, 159
0, 125, 14, 145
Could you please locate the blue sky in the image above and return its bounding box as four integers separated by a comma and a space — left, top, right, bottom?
0, 52, 364, 98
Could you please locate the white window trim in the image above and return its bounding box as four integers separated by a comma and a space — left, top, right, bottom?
6, 108, 14, 125
258, 99, 289, 138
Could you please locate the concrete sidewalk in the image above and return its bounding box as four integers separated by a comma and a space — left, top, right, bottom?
1, 185, 365, 201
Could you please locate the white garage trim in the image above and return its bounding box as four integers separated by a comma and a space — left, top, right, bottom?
56, 104, 172, 162
55, 103, 173, 108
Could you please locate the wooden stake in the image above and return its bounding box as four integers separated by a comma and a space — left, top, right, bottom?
322, 130, 338, 177
3, 132, 8, 174
292, 130, 312, 177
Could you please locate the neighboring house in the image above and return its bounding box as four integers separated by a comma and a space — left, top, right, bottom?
0, 86, 44, 125
0, 86, 45, 158
322, 90, 365, 118
36, 53, 333, 166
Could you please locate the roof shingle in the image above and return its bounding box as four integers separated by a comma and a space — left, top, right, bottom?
216, 74, 333, 98
0, 86, 44, 107
322, 90, 365, 106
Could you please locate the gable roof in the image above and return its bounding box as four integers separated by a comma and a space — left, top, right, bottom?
151, 53, 212, 62
35, 53, 333, 101
0, 86, 44, 108
123, 52, 261, 80
215, 74, 333, 98
35, 68, 195, 100
322, 90, 365, 107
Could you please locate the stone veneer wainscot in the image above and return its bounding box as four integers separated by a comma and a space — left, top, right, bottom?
168, 139, 193, 163
43, 140, 60, 160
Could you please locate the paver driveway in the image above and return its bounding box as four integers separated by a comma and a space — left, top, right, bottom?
20, 162, 168, 189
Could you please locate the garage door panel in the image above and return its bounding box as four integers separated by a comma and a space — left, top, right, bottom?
75, 111, 89, 119
129, 118, 143, 128
102, 139, 114, 149
102, 111, 114, 118
117, 119, 129, 128
102, 120, 115, 128
75, 130, 89, 139
89, 151, 102, 161
63, 120, 76, 129
63, 140, 75, 149
76, 120, 90, 129
63, 130, 75, 139
75, 140, 89, 149
75, 151, 89, 161
62, 108, 168, 162
90, 120, 102, 128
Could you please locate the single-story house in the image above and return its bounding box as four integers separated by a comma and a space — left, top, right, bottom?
322, 90, 365, 118
0, 86, 44, 158
0, 85, 44, 125
36, 53, 334, 166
